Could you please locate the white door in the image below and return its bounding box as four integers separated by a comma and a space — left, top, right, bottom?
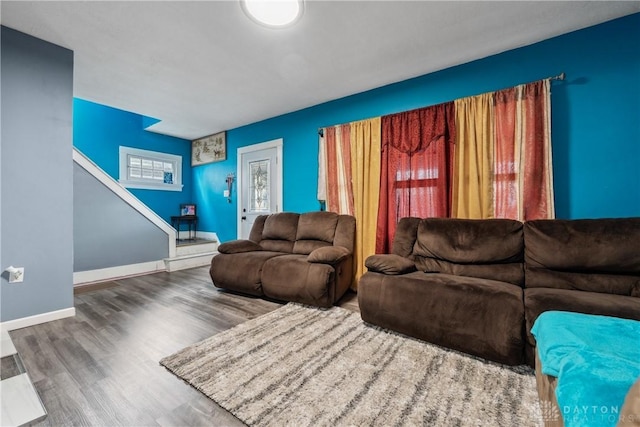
237, 139, 283, 239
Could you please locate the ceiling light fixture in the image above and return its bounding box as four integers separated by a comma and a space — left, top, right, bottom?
241, 0, 304, 28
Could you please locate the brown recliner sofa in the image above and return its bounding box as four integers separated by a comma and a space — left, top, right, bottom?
358, 217, 640, 367
210, 211, 356, 308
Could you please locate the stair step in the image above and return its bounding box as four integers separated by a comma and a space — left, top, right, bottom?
176, 241, 218, 256
164, 251, 218, 272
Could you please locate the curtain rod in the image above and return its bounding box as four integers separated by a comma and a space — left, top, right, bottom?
317, 72, 566, 136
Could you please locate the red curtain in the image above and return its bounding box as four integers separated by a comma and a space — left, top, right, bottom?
375, 102, 455, 253
521, 81, 553, 219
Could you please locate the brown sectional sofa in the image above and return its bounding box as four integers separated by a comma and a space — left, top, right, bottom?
523, 218, 640, 365
210, 211, 356, 308
358, 217, 640, 366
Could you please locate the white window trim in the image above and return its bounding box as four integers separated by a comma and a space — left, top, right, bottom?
119, 146, 183, 192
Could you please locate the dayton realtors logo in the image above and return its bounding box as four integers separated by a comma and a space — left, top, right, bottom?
563, 405, 623, 425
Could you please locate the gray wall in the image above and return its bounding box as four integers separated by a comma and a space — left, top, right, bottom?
1, 26, 74, 322
73, 163, 169, 271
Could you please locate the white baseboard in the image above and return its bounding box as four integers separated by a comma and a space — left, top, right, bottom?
73, 260, 166, 286
0, 307, 76, 333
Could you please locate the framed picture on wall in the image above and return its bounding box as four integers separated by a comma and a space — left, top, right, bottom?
192, 131, 226, 166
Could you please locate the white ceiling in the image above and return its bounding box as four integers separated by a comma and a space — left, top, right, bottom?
2, 1, 640, 140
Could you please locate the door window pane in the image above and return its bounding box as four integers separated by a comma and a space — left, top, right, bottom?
249, 160, 270, 212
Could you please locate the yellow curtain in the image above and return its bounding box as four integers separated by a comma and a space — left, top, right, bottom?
350, 118, 381, 288
452, 93, 495, 218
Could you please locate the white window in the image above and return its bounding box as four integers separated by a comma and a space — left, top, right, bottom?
119, 146, 183, 191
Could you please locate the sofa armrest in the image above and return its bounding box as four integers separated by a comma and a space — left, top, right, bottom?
218, 239, 263, 254
307, 246, 350, 264
365, 254, 417, 275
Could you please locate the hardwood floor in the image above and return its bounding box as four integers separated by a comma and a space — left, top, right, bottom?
9, 266, 360, 426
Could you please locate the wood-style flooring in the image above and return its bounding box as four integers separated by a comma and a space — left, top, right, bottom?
8, 266, 359, 426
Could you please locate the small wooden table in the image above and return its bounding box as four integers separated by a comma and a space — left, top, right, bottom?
171, 215, 197, 240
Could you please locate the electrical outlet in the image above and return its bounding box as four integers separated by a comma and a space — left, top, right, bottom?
8, 267, 24, 283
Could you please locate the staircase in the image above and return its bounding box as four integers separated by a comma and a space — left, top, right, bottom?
73, 148, 221, 282
164, 236, 219, 272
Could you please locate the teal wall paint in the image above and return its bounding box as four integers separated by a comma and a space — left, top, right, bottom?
195, 13, 640, 243
73, 99, 193, 223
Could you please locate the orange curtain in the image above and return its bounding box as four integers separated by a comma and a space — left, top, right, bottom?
323, 125, 354, 215
494, 87, 519, 218
494, 80, 554, 220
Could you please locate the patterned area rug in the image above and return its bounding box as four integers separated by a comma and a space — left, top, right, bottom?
161, 303, 541, 426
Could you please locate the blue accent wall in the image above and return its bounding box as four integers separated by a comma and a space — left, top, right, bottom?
73, 99, 193, 223
195, 13, 640, 243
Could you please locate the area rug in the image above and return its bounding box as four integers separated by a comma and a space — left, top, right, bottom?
160, 303, 541, 426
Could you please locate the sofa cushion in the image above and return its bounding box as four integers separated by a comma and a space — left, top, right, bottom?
296, 211, 338, 242
412, 218, 524, 286
261, 254, 338, 307
293, 240, 332, 255
365, 254, 417, 275
307, 246, 350, 264
524, 218, 640, 295
391, 217, 422, 257
218, 239, 262, 254
414, 259, 524, 287
414, 218, 523, 263
333, 215, 357, 253
524, 287, 640, 348
262, 212, 300, 240
248, 215, 268, 243
358, 271, 525, 365
210, 251, 287, 296
259, 213, 300, 253
292, 212, 339, 254
525, 267, 640, 297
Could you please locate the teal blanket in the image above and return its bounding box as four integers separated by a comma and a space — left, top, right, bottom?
531, 311, 640, 427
